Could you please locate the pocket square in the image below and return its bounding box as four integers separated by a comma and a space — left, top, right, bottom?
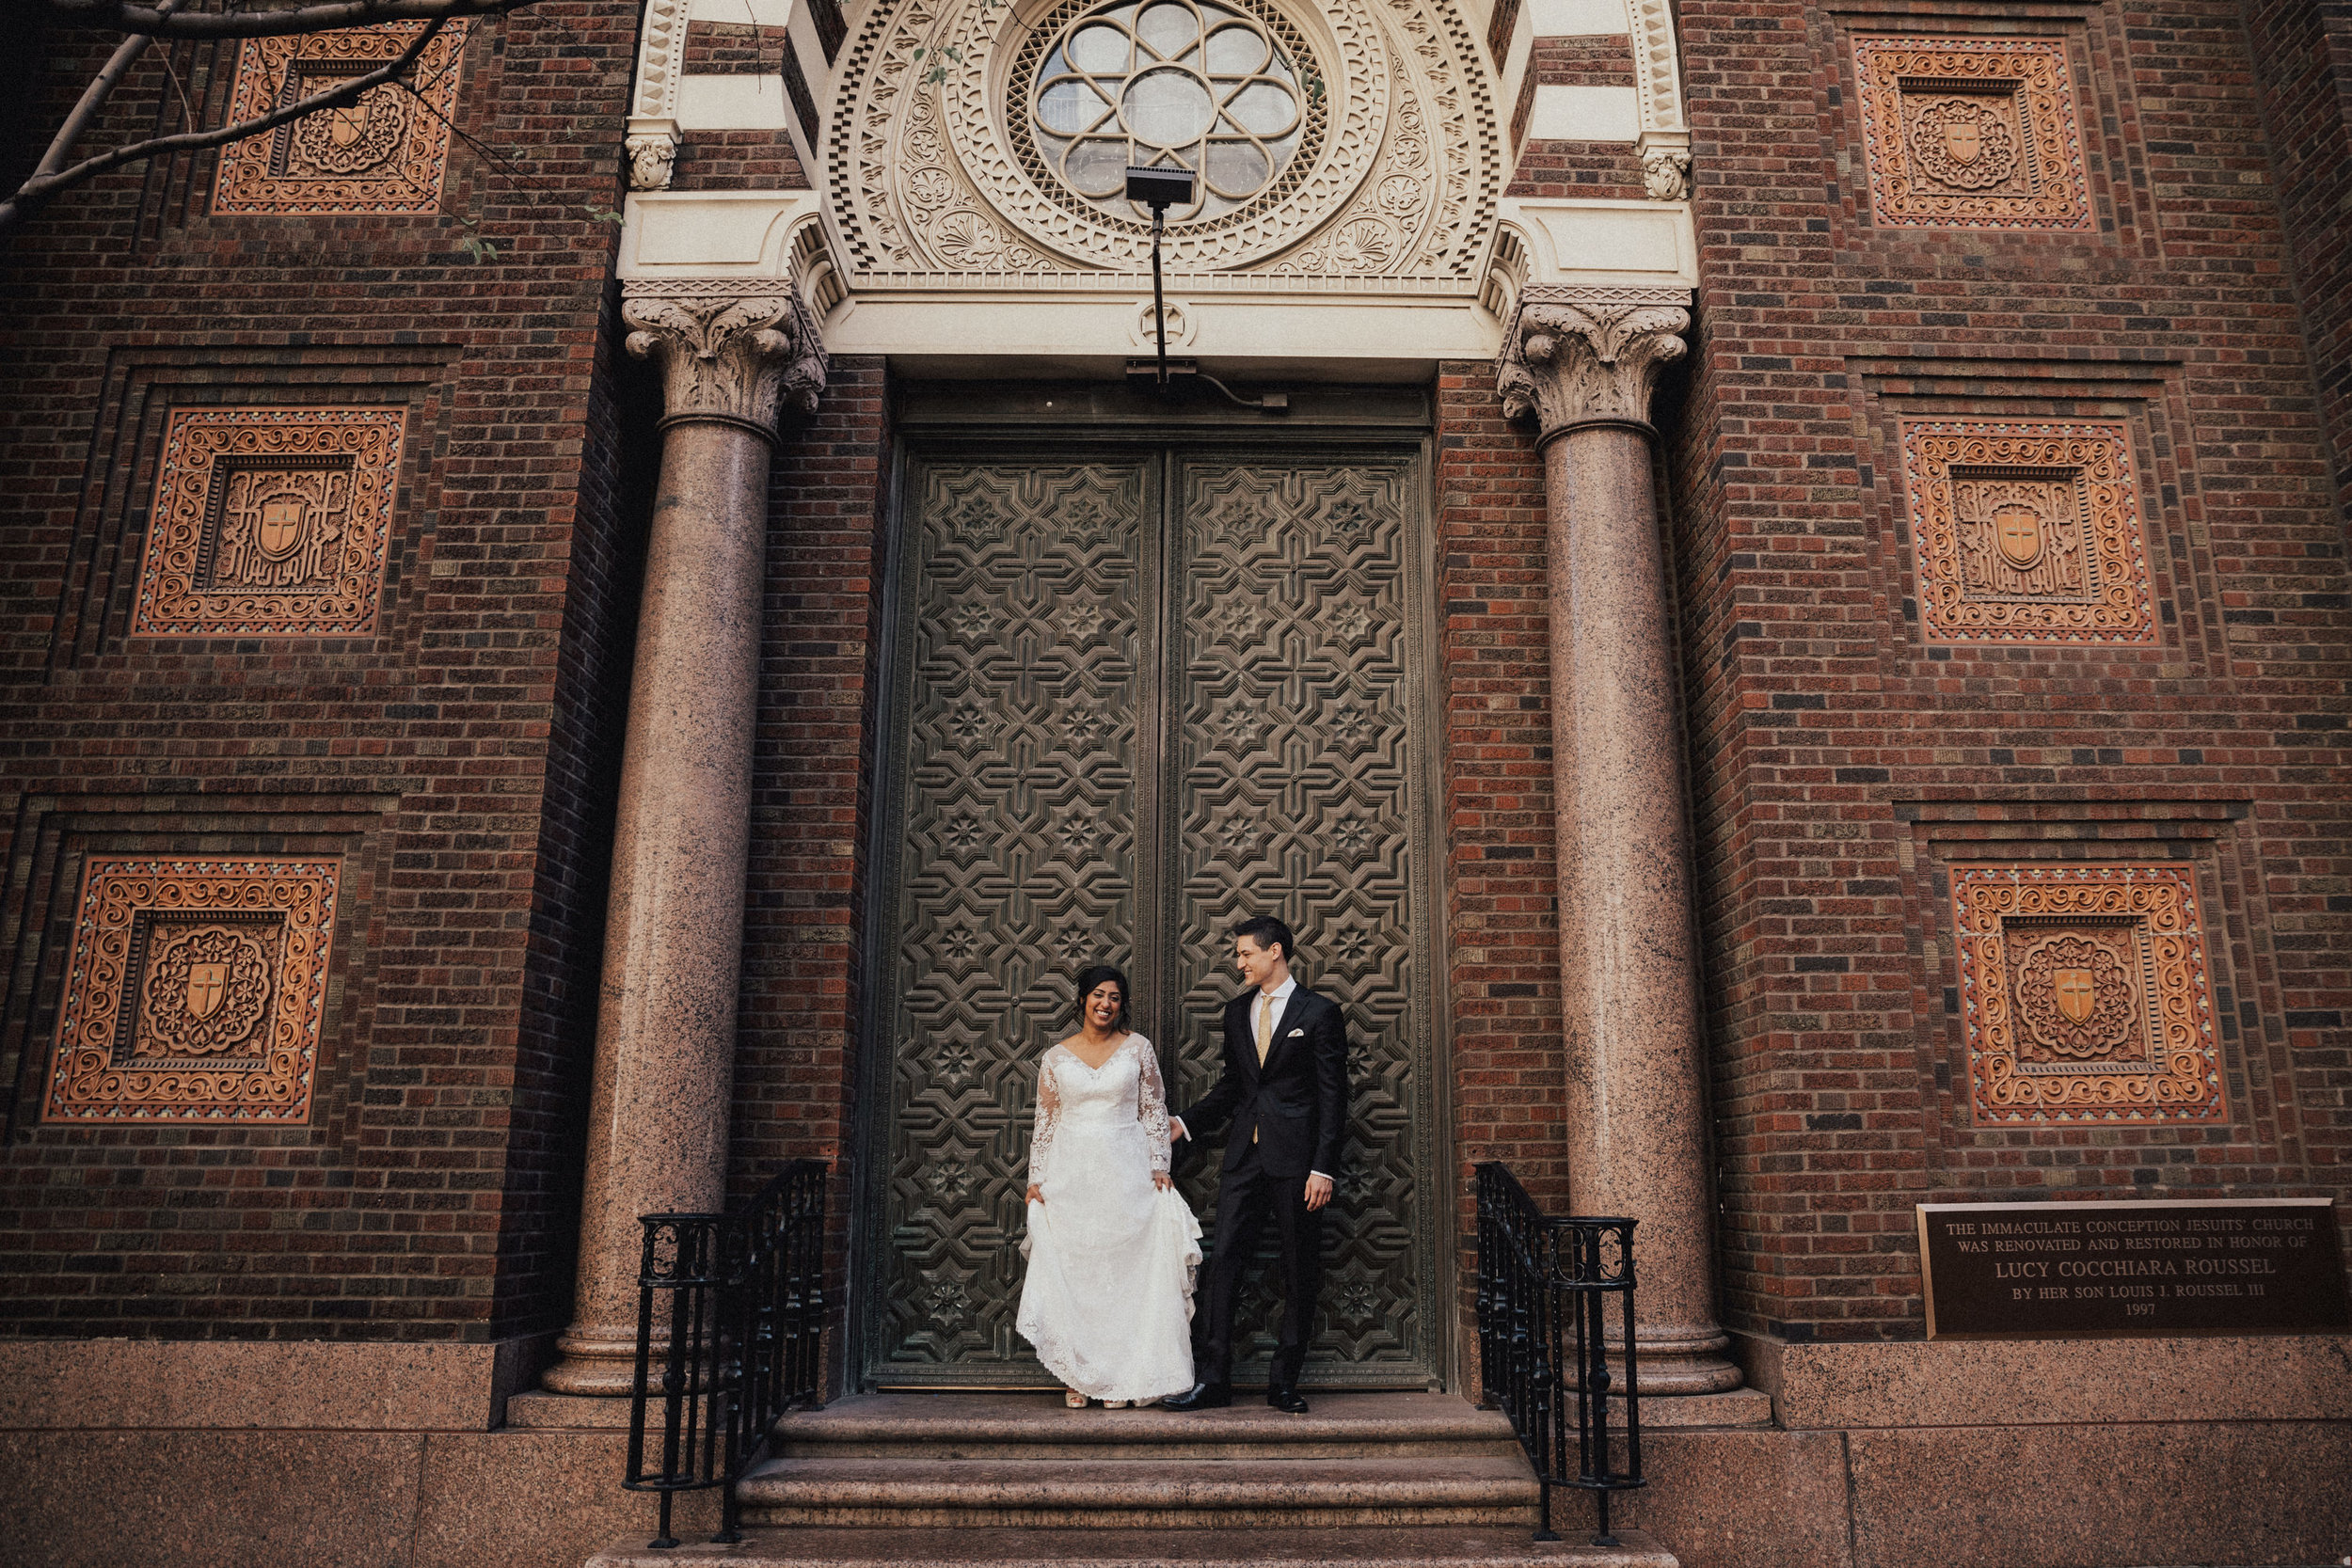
1287, 1027, 1304, 1037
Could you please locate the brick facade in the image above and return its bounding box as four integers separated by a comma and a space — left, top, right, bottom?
0, 7, 641, 1339
1667, 0, 2352, 1341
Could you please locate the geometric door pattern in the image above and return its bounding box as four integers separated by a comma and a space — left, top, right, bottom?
872, 458, 1149, 1375
866, 448, 1438, 1387
1169, 456, 1436, 1385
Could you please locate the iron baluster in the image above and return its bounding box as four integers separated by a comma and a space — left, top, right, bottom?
1471, 1162, 1645, 1545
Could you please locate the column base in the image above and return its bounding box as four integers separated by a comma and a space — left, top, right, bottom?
1623, 1325, 1745, 1396
540, 1325, 644, 1397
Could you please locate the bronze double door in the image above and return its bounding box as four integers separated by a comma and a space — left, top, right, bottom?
858, 436, 1443, 1387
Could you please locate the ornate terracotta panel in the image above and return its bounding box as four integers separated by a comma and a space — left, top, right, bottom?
213, 22, 469, 215
130, 407, 406, 638
1899, 419, 2157, 645
1853, 37, 2090, 230
1950, 863, 2224, 1125
42, 858, 342, 1124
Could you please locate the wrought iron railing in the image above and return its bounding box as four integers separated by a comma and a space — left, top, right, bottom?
1472, 1161, 1645, 1545
626, 1159, 828, 1548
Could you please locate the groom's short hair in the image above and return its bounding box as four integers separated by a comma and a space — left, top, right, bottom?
1232, 914, 1295, 963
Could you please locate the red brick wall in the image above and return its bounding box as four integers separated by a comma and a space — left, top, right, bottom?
730, 356, 890, 1389
0, 7, 642, 1340
1671, 0, 2352, 1341
1506, 36, 1647, 201
672, 22, 812, 193
2239, 0, 2352, 522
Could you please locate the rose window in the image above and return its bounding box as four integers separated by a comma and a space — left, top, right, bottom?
1029, 0, 1307, 222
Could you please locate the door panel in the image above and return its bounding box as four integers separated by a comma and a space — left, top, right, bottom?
872, 457, 1152, 1373
1170, 454, 1436, 1383
863, 440, 1438, 1386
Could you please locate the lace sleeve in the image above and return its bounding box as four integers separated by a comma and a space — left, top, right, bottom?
1029, 1050, 1061, 1188
1135, 1038, 1172, 1175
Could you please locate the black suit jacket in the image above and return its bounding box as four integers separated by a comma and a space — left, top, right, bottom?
1178, 986, 1347, 1180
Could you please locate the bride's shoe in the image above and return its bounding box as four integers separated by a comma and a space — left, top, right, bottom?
1064, 1389, 1089, 1408
1101, 1400, 1128, 1409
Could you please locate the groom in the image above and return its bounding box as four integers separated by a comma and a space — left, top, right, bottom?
1163, 915, 1346, 1414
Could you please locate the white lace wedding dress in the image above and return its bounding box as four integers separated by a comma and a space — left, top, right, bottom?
1016, 1033, 1201, 1402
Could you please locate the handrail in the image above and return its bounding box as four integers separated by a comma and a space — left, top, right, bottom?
624, 1159, 829, 1548
1472, 1161, 1645, 1545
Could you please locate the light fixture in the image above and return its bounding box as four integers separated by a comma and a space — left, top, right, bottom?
1125, 164, 1196, 389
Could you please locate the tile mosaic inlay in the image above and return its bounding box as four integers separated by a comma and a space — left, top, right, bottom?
130, 407, 406, 638
42, 858, 342, 1124
213, 22, 468, 214
1853, 36, 2090, 230
1899, 419, 2157, 645
1950, 863, 2224, 1125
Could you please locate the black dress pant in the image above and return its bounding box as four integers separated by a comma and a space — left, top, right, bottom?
1199, 1145, 1319, 1387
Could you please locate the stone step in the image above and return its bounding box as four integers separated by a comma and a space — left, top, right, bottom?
586, 1524, 1674, 1568
773, 1392, 1525, 1460
734, 1453, 1543, 1528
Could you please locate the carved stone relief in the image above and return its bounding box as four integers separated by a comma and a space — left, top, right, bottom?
214, 23, 469, 214
1496, 285, 1692, 436
622, 282, 829, 430
1900, 420, 2157, 645
1852, 38, 2090, 230
826, 0, 1498, 279
43, 858, 342, 1123
1950, 863, 2223, 1125
131, 408, 407, 639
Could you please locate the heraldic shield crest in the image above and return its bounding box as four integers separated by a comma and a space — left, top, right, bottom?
1994, 503, 2045, 568
1942, 118, 1982, 165
186, 961, 229, 1020
2052, 965, 2096, 1024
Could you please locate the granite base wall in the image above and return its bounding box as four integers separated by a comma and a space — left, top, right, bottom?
3, 1336, 2345, 1568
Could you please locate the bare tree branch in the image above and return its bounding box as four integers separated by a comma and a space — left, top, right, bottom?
35, 0, 538, 40
0, 16, 449, 236
32, 0, 183, 181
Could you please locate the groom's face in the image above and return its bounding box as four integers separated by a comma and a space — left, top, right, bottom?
1234, 935, 1281, 991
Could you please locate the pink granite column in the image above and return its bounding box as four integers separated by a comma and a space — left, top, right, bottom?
542, 284, 825, 1396
1499, 287, 1741, 1396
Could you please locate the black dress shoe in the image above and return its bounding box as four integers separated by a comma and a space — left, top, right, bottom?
1162, 1382, 1232, 1411
1266, 1386, 1310, 1414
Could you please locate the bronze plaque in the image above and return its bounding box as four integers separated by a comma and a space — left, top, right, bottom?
1919, 1199, 2349, 1338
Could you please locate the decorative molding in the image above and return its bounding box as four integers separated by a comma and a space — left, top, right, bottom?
130, 407, 407, 639
1638, 130, 1690, 201
621, 281, 829, 434
213, 22, 469, 215
1628, 0, 1687, 141
1899, 419, 2157, 645
42, 857, 342, 1124
626, 118, 683, 191
630, 0, 690, 123
1853, 37, 2090, 230
1950, 863, 2223, 1125
1495, 284, 1691, 436
824, 0, 1501, 280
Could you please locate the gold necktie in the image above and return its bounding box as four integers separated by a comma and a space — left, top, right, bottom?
1256, 993, 1274, 1066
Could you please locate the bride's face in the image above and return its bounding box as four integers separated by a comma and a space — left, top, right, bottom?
1084, 981, 1123, 1030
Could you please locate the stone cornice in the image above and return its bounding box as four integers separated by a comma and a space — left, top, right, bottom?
621, 281, 828, 437
1496, 285, 1692, 441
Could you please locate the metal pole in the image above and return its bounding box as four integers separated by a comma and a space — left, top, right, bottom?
1151, 202, 1169, 387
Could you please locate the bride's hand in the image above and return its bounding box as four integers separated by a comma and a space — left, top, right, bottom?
1026, 1183, 1043, 1204
1152, 1172, 1173, 1192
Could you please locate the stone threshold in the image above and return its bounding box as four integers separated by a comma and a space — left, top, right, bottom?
582, 1524, 1676, 1568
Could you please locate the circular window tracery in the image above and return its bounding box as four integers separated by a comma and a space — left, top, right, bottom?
1028, 0, 1307, 222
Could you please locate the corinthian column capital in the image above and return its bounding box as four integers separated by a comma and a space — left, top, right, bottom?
1496, 285, 1692, 442
622, 281, 829, 440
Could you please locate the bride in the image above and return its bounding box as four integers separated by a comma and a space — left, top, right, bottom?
1017, 964, 1202, 1408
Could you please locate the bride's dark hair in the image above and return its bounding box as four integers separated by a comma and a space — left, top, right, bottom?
1073, 964, 1131, 1028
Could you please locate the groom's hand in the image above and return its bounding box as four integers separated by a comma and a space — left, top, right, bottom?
1304, 1173, 1333, 1212
1169, 1117, 1188, 1142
